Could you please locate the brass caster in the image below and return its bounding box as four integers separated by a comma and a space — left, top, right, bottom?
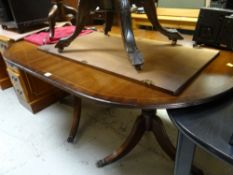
171, 40, 177, 45
67, 136, 74, 143
58, 47, 64, 53
134, 64, 143, 71
96, 160, 106, 168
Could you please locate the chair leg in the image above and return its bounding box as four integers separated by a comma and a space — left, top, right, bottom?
55, 0, 98, 52
104, 11, 114, 35
48, 4, 58, 39
64, 4, 78, 25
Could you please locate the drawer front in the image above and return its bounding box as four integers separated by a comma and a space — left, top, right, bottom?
7, 63, 57, 101
5, 61, 20, 73
0, 40, 9, 53
7, 69, 28, 102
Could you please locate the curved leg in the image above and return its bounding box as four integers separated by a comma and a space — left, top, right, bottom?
96, 114, 145, 167
67, 97, 82, 143
102, 0, 114, 35
114, 0, 144, 69
64, 4, 78, 25
104, 11, 114, 35
48, 4, 58, 39
152, 113, 176, 160
141, 0, 183, 44
55, 0, 98, 52
96, 109, 203, 174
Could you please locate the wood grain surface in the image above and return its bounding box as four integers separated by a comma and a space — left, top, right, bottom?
40, 32, 219, 94
3, 27, 233, 109
0, 54, 12, 89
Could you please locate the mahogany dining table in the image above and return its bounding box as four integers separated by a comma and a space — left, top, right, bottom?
3, 27, 233, 175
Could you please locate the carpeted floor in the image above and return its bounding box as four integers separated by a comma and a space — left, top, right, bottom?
0, 88, 232, 175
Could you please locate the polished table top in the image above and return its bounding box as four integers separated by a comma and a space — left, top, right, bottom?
3, 27, 233, 109
168, 93, 233, 165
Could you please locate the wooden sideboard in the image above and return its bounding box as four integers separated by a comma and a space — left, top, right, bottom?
0, 55, 11, 90
0, 0, 74, 112
0, 54, 11, 90
0, 36, 12, 90
131, 8, 200, 30
0, 35, 64, 113
6, 61, 64, 113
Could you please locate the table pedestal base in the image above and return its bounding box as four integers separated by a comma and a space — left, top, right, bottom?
96, 109, 203, 175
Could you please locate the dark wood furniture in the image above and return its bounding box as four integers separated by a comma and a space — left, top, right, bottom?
55, 0, 183, 70
0, 53, 11, 90
6, 61, 65, 113
0, 36, 11, 90
60, 0, 77, 7
167, 93, 233, 175
48, 0, 77, 38
0, 34, 64, 113
3, 27, 233, 174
